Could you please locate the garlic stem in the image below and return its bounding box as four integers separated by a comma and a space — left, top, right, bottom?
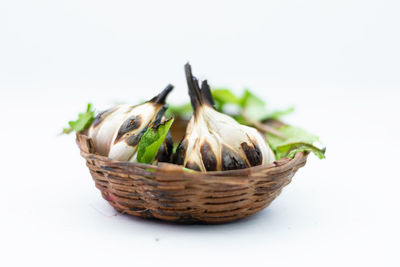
241, 112, 286, 139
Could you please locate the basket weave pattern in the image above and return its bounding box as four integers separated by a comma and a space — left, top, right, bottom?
76, 133, 308, 224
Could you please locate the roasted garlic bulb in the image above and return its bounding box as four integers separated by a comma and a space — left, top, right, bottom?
174, 64, 275, 171
88, 85, 174, 162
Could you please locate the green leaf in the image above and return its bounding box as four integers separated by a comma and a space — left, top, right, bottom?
285, 143, 326, 159
62, 103, 95, 134
232, 114, 248, 125
165, 103, 193, 118
182, 167, 196, 173
267, 125, 326, 160
240, 89, 269, 121
239, 89, 295, 122
136, 118, 174, 164
166, 88, 293, 122
62, 127, 74, 134
212, 89, 241, 110
172, 143, 179, 154
262, 106, 295, 120
240, 89, 265, 107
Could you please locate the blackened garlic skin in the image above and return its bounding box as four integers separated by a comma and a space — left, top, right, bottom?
174, 64, 275, 172
88, 84, 174, 162
155, 131, 173, 163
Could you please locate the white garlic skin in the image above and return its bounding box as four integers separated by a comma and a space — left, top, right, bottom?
88, 104, 133, 156
108, 103, 166, 162
176, 106, 275, 172
174, 63, 275, 172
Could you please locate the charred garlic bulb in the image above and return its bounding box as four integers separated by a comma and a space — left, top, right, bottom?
108, 104, 172, 162
174, 64, 275, 172
88, 85, 174, 162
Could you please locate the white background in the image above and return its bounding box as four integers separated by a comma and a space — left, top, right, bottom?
1, 1, 399, 266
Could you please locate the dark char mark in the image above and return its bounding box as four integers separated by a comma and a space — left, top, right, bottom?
173, 138, 188, 165
185, 161, 201, 172
152, 106, 167, 127
114, 115, 142, 143
241, 142, 263, 166
149, 84, 174, 105
200, 141, 217, 171
125, 133, 143, 147
125, 120, 153, 147
185, 63, 203, 115
156, 131, 173, 163
221, 145, 248, 171
200, 80, 215, 108
92, 107, 118, 128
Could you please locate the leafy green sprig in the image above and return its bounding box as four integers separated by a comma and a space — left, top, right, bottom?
62, 103, 95, 134
267, 125, 326, 160
167, 88, 325, 160
62, 103, 175, 164
137, 118, 174, 164
167, 89, 294, 123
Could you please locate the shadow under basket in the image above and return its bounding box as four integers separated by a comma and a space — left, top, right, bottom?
76, 130, 308, 224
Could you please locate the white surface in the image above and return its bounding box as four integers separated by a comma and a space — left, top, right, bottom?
1, 1, 400, 267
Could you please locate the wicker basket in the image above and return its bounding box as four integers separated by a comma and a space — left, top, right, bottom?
76, 121, 308, 224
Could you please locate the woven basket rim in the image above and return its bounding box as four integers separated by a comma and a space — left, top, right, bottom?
76, 128, 308, 223
76, 131, 307, 180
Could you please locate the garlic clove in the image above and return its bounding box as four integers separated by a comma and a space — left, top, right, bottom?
88, 104, 133, 156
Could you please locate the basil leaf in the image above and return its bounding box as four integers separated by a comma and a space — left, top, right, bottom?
62, 103, 95, 134
267, 125, 326, 160
212, 89, 241, 110
137, 118, 174, 164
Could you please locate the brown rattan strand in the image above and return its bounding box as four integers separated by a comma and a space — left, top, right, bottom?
76, 131, 308, 224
